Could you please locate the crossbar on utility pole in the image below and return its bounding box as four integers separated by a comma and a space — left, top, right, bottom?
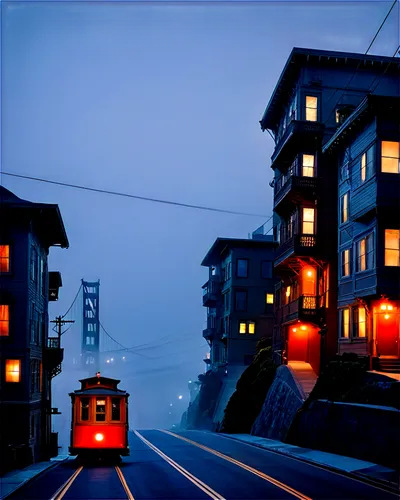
50, 316, 75, 339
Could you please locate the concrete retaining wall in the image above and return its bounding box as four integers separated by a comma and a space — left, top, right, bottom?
251, 365, 304, 441
287, 399, 400, 470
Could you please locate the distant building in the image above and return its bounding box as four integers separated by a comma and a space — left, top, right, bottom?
0, 186, 69, 471
323, 95, 400, 373
201, 232, 276, 372
260, 47, 400, 374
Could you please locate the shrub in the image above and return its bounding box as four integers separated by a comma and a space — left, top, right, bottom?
220, 345, 276, 434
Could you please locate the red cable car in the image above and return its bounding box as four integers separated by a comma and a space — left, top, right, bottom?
69, 373, 130, 461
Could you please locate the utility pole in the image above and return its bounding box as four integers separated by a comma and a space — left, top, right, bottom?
50, 316, 75, 340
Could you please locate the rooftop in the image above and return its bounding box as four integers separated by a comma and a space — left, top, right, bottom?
323, 94, 400, 153
201, 236, 277, 267
260, 47, 400, 131
0, 185, 69, 248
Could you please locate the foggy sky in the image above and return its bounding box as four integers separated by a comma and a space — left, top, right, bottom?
1, 1, 398, 439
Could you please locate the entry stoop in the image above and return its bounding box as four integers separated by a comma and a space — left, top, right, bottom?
378, 358, 400, 374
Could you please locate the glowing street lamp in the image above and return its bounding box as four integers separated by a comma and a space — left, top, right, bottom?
178, 395, 183, 400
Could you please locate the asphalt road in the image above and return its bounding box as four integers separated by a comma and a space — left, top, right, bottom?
8, 430, 399, 500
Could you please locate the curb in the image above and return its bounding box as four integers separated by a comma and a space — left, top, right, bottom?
220, 434, 400, 496
0, 458, 69, 500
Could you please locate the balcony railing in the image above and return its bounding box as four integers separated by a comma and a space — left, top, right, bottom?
275, 233, 317, 265
202, 327, 217, 340
202, 277, 221, 306
278, 295, 320, 325
45, 337, 63, 378
274, 176, 318, 211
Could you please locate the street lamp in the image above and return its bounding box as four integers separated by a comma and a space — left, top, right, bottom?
178, 395, 183, 400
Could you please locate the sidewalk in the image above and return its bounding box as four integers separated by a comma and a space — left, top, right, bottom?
222, 434, 400, 493
0, 455, 70, 500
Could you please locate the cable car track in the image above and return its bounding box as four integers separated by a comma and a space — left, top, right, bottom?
50, 464, 135, 500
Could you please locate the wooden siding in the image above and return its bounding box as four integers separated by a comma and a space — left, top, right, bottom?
351, 180, 377, 221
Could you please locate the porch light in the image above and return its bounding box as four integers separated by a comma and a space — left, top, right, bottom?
380, 304, 387, 311
292, 328, 297, 332
300, 326, 307, 331
385, 314, 390, 320
388, 305, 393, 311
307, 270, 313, 277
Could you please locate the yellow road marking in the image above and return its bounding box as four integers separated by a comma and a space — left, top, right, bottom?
160, 430, 312, 500
50, 465, 83, 500
134, 430, 225, 500
115, 466, 135, 500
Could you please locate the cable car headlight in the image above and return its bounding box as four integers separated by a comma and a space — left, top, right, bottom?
95, 433, 104, 442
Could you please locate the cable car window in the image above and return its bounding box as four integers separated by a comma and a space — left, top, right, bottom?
81, 398, 90, 421
111, 398, 121, 421
96, 398, 106, 421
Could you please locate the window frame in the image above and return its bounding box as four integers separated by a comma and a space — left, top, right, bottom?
355, 233, 374, 273
5, 359, 21, 383
384, 229, 400, 267
0, 304, 10, 337
234, 290, 248, 312
381, 140, 400, 174
302, 154, 315, 177
302, 207, 315, 235
340, 192, 349, 224
339, 308, 350, 338
0, 244, 11, 274
30, 246, 37, 282
261, 260, 272, 279
236, 259, 249, 279
305, 95, 319, 122
341, 249, 351, 278
238, 321, 256, 335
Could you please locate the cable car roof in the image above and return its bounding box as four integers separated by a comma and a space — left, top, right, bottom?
69, 387, 129, 396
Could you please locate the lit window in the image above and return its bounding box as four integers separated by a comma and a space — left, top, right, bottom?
305, 96, 318, 122
239, 322, 246, 334
357, 238, 366, 272
385, 229, 400, 266
302, 208, 315, 234
356, 234, 374, 272
361, 153, 366, 182
0, 245, 10, 273
381, 141, 400, 173
6, 359, 21, 383
96, 398, 106, 422
358, 308, 366, 338
340, 193, 348, 224
302, 154, 315, 177
342, 249, 350, 277
341, 309, 349, 338
0, 305, 9, 337
266, 293, 274, 304
248, 322, 255, 335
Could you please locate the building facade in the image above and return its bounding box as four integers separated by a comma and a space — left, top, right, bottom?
201, 233, 276, 372
259, 48, 400, 374
324, 95, 400, 373
0, 186, 69, 470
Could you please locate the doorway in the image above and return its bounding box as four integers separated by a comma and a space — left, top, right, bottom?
375, 312, 399, 357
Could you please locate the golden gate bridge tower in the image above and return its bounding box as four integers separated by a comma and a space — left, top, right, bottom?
81, 279, 100, 372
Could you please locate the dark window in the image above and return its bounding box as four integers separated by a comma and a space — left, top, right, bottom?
235, 291, 247, 311
30, 247, 37, 282
261, 261, 272, 278
96, 398, 106, 421
236, 259, 248, 278
81, 398, 90, 421
111, 398, 121, 421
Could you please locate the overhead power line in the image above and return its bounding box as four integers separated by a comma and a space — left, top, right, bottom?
1, 171, 268, 218
62, 283, 83, 319
323, 0, 399, 126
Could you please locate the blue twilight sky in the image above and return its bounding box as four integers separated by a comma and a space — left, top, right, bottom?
1, 0, 399, 433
